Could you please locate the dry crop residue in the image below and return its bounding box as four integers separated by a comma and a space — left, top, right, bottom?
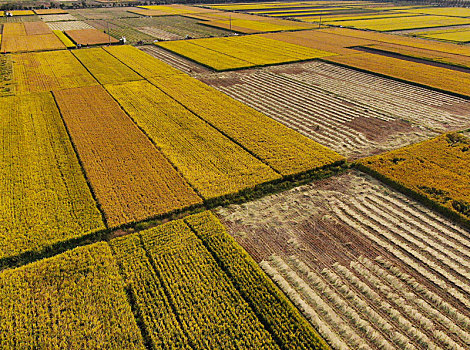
218, 170, 470, 350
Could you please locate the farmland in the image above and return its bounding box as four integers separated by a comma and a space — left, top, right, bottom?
1, 1, 470, 349
217, 171, 470, 350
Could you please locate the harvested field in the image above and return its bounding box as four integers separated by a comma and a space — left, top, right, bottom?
47, 20, 93, 31
54, 85, 202, 227
0, 92, 104, 260
105, 80, 280, 199
0, 54, 13, 96
138, 26, 181, 40
86, 19, 155, 44
23, 21, 52, 35
218, 170, 470, 350
72, 47, 142, 84
138, 45, 209, 75
12, 50, 97, 94
70, 7, 140, 20
65, 28, 119, 45
199, 66, 436, 159
117, 15, 232, 39
40, 14, 77, 22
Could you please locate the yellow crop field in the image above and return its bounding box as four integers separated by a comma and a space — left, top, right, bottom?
54, 85, 202, 227
137, 4, 198, 14
0, 243, 145, 348
105, 80, 280, 199
12, 50, 97, 94
157, 34, 335, 71
323, 51, 470, 97
0, 92, 104, 260
149, 74, 344, 176
2, 23, 26, 36
72, 48, 142, 84
400, 7, 470, 17
34, 8, 68, 15
321, 27, 470, 56
104, 45, 184, 78
308, 12, 421, 22
53, 30, 76, 48
10, 10, 35, 16
1, 33, 65, 53
328, 15, 470, 31
208, 18, 314, 32
419, 28, 470, 43
358, 133, 470, 223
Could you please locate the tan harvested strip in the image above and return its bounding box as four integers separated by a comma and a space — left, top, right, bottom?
23, 21, 52, 35
54, 85, 202, 227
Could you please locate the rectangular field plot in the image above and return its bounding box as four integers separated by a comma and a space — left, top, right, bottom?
0, 93, 104, 261
217, 171, 470, 350
149, 73, 344, 176
359, 133, 470, 225
110, 212, 328, 350
72, 47, 143, 84
65, 28, 119, 45
12, 50, 98, 95
1, 22, 65, 53
157, 34, 336, 71
419, 28, 470, 43
105, 80, 280, 199
104, 45, 185, 78
330, 15, 470, 31
54, 85, 202, 227
199, 63, 443, 159
0, 243, 145, 349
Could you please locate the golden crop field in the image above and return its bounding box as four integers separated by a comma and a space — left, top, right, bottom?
105, 80, 280, 199
328, 15, 470, 31
323, 51, 470, 97
419, 28, 470, 43
157, 34, 336, 71
0, 243, 145, 348
306, 12, 421, 22
358, 134, 470, 223
400, 6, 470, 17
33, 9, 68, 15
150, 74, 344, 176
54, 85, 202, 227
53, 30, 76, 48
72, 48, 142, 84
12, 50, 97, 94
1, 33, 65, 53
9, 10, 35, 16
207, 17, 315, 32
65, 28, 119, 45
0, 92, 104, 260
104, 45, 185, 78
2, 23, 26, 36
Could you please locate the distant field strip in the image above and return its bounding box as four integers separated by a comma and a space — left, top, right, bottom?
0, 243, 145, 348
54, 85, 202, 227
157, 34, 336, 71
218, 171, 470, 350
110, 211, 329, 350
323, 51, 470, 97
72, 47, 143, 85
12, 50, 97, 94
359, 133, 470, 224
105, 80, 280, 199
47, 20, 93, 31
419, 28, 470, 43
328, 15, 470, 31
0, 93, 104, 261
149, 73, 344, 176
